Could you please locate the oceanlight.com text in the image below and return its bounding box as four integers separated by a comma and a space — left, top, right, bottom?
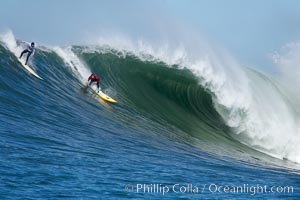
124, 183, 294, 196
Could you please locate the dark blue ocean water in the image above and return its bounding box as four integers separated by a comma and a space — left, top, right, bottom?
0, 43, 299, 199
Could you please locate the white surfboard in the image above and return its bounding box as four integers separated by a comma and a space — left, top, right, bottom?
17, 58, 43, 80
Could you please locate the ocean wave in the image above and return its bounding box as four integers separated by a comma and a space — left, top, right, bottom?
1, 31, 300, 166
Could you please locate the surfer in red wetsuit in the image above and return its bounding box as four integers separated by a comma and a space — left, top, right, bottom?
88, 73, 100, 92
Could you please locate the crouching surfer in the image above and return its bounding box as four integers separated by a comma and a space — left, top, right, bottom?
88, 73, 101, 92
19, 42, 35, 65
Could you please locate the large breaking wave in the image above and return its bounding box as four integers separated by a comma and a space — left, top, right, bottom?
1, 30, 299, 166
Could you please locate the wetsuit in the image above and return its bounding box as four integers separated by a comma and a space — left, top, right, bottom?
88, 74, 100, 89
20, 44, 35, 65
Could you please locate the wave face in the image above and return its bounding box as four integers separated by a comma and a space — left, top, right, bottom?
71, 45, 300, 164
1, 31, 300, 199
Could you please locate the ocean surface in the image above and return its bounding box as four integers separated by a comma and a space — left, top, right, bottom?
0, 31, 300, 199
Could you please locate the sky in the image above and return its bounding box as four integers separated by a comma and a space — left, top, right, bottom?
1, 0, 300, 69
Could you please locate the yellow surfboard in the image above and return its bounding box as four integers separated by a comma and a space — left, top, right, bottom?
86, 85, 117, 103
18, 58, 43, 80
97, 90, 117, 103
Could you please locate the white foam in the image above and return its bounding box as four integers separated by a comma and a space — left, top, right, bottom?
52, 46, 91, 84
0, 30, 27, 61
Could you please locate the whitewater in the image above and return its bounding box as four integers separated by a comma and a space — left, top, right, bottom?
0, 31, 299, 199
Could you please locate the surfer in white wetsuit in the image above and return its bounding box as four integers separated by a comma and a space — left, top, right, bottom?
19, 42, 35, 65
